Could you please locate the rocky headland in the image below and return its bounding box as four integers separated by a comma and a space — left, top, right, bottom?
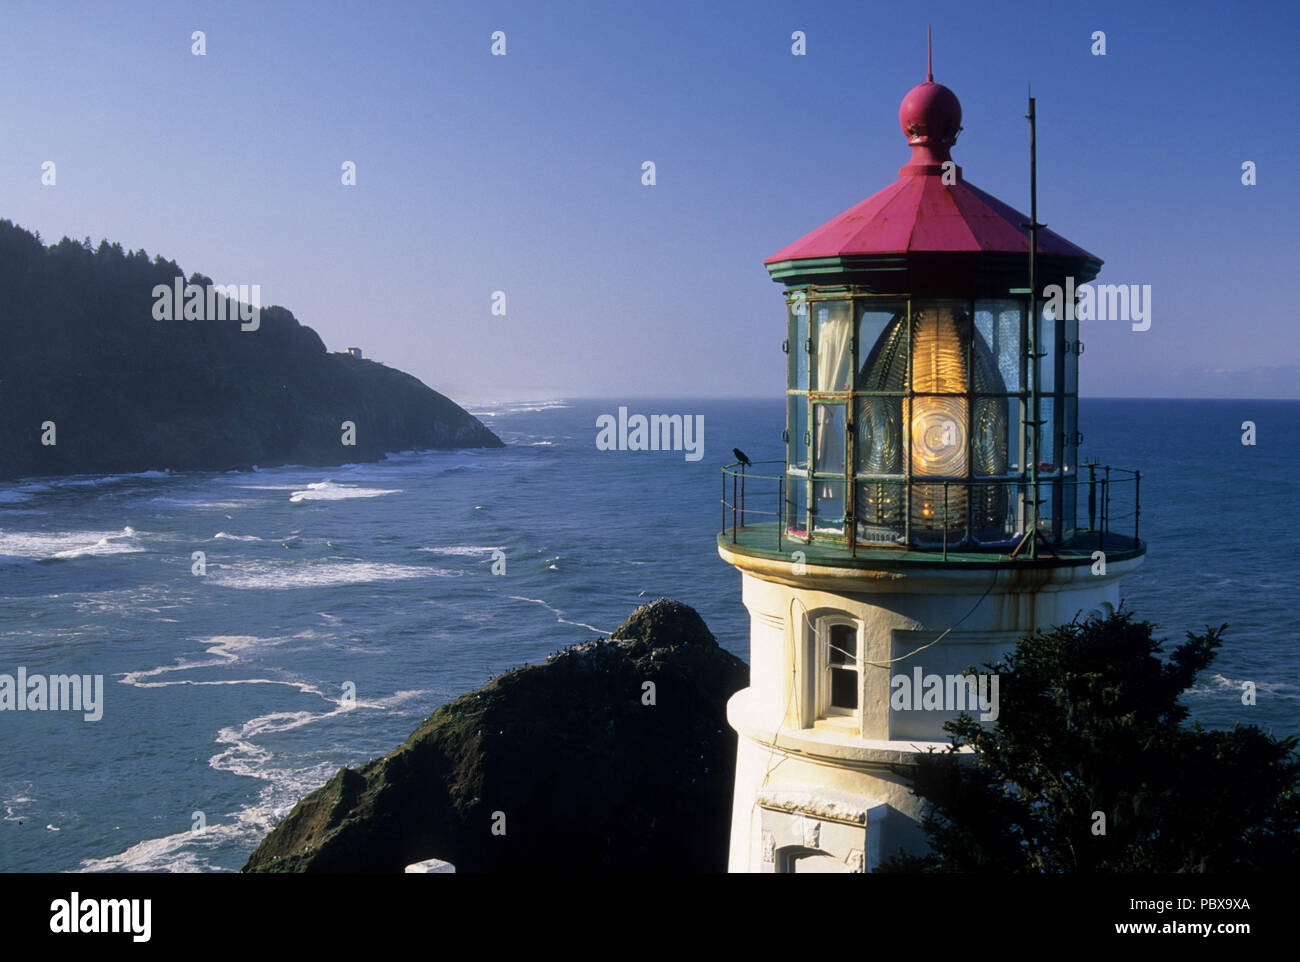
0, 219, 500, 479
243, 599, 748, 872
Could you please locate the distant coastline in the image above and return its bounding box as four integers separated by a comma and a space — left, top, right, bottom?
0, 219, 501, 481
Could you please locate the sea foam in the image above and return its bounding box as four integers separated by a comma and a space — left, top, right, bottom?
208, 561, 441, 590
0, 527, 145, 561
288, 482, 401, 503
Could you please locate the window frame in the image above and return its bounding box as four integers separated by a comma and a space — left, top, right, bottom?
817, 617, 862, 721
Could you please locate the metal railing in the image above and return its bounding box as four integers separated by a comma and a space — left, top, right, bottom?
722, 459, 787, 551
721, 460, 1142, 560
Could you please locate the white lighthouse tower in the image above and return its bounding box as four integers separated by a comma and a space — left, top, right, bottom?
719, 66, 1145, 872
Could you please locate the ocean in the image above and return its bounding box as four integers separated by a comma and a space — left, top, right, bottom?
0, 397, 1296, 872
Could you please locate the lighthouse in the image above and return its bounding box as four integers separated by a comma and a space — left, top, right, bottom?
719, 60, 1145, 872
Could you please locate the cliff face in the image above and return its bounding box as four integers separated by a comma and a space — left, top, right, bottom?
243, 599, 748, 873
0, 220, 501, 479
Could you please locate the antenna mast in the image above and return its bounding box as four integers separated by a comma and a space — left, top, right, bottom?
1026, 93, 1043, 558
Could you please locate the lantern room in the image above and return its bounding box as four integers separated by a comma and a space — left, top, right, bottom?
759, 73, 1115, 556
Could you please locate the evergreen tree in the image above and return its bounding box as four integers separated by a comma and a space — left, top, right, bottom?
885, 610, 1300, 872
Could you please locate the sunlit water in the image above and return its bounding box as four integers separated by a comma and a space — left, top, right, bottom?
0, 398, 1295, 871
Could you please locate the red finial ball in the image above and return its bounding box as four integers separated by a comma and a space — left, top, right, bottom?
899, 81, 962, 148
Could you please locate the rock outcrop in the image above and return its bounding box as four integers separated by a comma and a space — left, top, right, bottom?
0, 220, 500, 479
243, 599, 748, 872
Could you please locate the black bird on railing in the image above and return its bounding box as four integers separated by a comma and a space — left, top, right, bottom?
730, 449, 753, 529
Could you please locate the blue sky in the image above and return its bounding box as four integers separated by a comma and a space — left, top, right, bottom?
1, 0, 1296, 400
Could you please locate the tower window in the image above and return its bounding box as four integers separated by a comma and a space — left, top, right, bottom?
823, 622, 860, 717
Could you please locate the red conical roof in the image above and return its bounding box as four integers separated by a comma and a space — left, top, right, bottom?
765, 79, 1098, 266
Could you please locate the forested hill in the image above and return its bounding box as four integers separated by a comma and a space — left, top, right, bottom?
0, 220, 500, 479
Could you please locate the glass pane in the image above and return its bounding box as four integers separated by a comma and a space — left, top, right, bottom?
1063, 311, 1079, 393
1023, 479, 1046, 537
971, 478, 1017, 546
1013, 479, 1031, 538
858, 309, 908, 393
1007, 399, 1025, 474
854, 395, 903, 476
813, 403, 846, 474
811, 299, 852, 392
813, 479, 845, 534
1043, 481, 1059, 539
789, 292, 809, 391
857, 301, 906, 384
974, 300, 1021, 392
1039, 395, 1057, 474
1032, 304, 1056, 393
1061, 476, 1077, 543
971, 396, 1010, 477
907, 396, 968, 478
856, 481, 905, 541
909, 482, 965, 546
789, 394, 809, 470
1063, 396, 1078, 477
910, 301, 970, 394
830, 668, 857, 710
829, 624, 856, 664
786, 473, 808, 538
